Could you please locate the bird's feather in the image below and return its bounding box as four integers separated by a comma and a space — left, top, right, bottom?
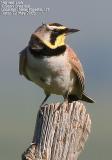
67, 47, 85, 95
19, 47, 31, 81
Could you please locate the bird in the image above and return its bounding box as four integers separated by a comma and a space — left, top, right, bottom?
19, 23, 94, 106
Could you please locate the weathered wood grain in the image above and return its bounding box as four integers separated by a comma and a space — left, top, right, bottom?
22, 101, 91, 160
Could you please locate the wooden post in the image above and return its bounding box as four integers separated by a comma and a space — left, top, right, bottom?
22, 101, 91, 160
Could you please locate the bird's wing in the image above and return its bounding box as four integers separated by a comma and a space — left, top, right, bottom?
67, 46, 85, 94
19, 47, 31, 81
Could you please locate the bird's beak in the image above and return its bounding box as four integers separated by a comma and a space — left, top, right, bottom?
65, 28, 80, 35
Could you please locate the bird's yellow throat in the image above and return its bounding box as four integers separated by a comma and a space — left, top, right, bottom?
43, 34, 65, 49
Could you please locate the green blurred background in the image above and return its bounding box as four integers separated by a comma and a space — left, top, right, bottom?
0, 0, 112, 159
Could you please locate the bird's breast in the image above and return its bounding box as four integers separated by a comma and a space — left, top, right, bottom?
26, 51, 75, 95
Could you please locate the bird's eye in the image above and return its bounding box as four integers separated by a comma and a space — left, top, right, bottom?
53, 30, 59, 35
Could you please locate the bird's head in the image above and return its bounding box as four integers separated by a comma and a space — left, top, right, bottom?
32, 23, 80, 49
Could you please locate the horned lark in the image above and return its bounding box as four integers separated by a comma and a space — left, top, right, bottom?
19, 23, 94, 106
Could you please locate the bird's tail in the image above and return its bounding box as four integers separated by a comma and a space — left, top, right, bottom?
67, 93, 95, 103
81, 93, 95, 103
